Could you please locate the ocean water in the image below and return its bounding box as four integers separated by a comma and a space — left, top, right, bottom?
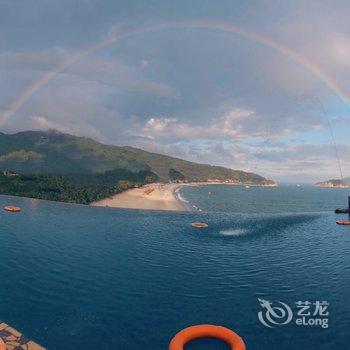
0, 186, 349, 349
180, 184, 350, 213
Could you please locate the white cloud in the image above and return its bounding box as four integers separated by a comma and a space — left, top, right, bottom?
30, 115, 108, 142
140, 108, 254, 140
137, 104, 333, 141
120, 131, 350, 182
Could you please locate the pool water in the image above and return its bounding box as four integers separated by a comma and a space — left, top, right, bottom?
0, 192, 349, 349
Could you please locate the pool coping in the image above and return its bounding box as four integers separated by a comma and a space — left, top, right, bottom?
0, 321, 45, 349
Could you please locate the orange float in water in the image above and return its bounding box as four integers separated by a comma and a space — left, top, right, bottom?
0, 338, 5, 350
190, 222, 208, 228
336, 220, 350, 225
4, 205, 21, 213
169, 324, 246, 350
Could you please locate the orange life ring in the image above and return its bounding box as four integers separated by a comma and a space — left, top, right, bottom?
169, 324, 246, 350
0, 338, 5, 350
4, 205, 21, 213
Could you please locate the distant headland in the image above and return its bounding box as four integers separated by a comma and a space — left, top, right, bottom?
0, 130, 277, 208
314, 178, 350, 188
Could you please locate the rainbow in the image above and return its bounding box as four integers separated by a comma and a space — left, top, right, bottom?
1, 19, 349, 128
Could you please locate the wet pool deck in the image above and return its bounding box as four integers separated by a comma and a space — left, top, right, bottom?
0, 321, 45, 350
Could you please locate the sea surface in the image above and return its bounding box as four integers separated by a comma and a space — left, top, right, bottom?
179, 184, 350, 213
0, 185, 349, 349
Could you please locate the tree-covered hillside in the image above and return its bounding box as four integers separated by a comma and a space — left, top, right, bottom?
0, 130, 275, 184
0, 170, 157, 204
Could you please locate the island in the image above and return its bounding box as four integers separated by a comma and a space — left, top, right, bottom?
315, 179, 350, 188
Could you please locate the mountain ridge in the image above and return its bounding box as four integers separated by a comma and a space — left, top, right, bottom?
0, 130, 276, 185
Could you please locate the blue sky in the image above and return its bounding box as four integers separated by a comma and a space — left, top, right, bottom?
0, 0, 350, 182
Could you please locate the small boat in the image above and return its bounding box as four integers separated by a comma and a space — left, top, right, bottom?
336, 220, 350, 226
335, 208, 349, 214
4, 205, 21, 213
190, 222, 208, 228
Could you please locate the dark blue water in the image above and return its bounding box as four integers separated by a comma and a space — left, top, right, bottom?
0, 189, 349, 349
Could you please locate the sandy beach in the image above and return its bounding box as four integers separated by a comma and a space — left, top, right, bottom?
91, 183, 186, 211
91, 181, 277, 211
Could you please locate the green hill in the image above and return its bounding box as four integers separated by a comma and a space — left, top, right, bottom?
0, 130, 275, 183
0, 130, 276, 204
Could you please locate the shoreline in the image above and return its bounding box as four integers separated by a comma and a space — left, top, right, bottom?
91, 181, 278, 212
92, 183, 187, 211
